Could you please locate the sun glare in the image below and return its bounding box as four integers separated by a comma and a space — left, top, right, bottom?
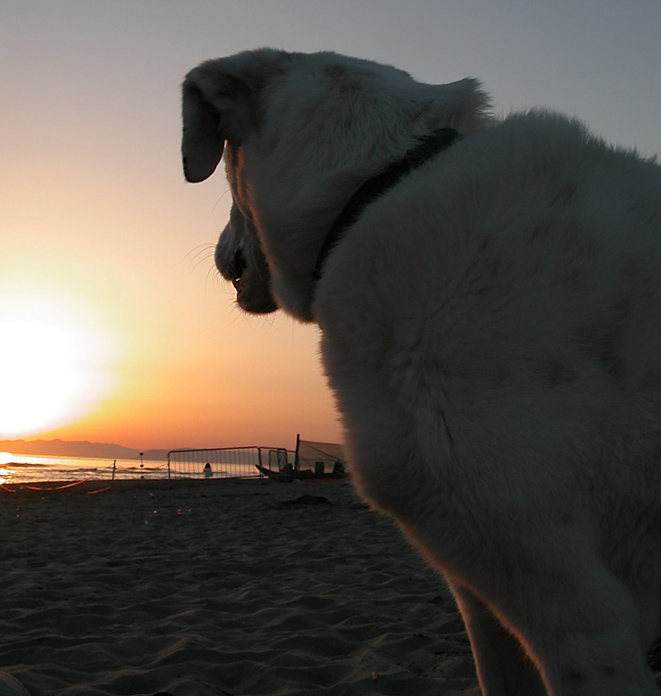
0, 286, 118, 439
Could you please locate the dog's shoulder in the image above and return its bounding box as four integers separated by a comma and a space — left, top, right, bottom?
470, 108, 660, 188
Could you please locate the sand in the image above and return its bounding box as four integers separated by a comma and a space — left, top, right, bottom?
0, 479, 479, 696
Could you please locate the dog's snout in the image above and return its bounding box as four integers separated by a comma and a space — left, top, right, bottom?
229, 250, 246, 290
215, 203, 248, 280
215, 239, 245, 281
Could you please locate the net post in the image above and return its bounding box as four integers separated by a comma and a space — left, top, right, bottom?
294, 434, 301, 478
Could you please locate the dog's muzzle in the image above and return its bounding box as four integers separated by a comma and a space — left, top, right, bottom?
224, 248, 246, 292
215, 205, 278, 314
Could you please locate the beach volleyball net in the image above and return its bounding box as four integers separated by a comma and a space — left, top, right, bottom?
166, 437, 346, 480
294, 437, 347, 477
167, 447, 265, 480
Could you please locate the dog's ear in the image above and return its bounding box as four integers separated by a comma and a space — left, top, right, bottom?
427, 78, 491, 134
182, 50, 290, 183
181, 75, 226, 182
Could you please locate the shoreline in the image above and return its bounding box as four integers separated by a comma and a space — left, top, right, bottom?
0, 478, 273, 494
1, 478, 478, 695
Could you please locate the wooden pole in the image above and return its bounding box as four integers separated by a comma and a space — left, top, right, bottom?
294, 434, 300, 477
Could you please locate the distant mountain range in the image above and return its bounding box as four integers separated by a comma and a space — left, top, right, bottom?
0, 439, 172, 461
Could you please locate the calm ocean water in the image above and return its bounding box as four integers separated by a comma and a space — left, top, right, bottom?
0, 452, 170, 485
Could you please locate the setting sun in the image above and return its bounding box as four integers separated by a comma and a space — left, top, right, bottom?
0, 285, 119, 439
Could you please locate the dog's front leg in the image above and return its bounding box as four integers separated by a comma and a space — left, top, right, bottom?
454, 557, 658, 696
449, 580, 548, 696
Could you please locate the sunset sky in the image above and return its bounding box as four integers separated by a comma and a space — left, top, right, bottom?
1, 0, 660, 451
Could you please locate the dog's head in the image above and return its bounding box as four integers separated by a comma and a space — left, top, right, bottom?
182, 48, 489, 321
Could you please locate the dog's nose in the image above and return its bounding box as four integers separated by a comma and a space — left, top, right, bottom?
230, 249, 246, 285
218, 248, 246, 290
215, 237, 244, 279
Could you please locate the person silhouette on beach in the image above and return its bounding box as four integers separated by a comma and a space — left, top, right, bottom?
203, 463, 212, 479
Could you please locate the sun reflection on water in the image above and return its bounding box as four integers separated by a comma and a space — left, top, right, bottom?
0, 452, 13, 484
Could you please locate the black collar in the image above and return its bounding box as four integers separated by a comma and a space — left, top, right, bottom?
312, 127, 462, 283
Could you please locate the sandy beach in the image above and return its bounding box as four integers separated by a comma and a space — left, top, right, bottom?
0, 479, 479, 696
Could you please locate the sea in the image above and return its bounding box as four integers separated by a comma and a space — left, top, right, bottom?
0, 452, 170, 486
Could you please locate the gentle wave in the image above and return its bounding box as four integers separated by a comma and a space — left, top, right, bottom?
6, 461, 50, 468
0, 455, 170, 485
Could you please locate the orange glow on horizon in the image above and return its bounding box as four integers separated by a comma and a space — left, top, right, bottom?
0, 283, 121, 439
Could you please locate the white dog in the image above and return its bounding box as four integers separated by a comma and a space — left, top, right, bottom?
182, 49, 661, 695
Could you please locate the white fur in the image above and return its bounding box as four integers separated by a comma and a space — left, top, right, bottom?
182, 49, 661, 695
